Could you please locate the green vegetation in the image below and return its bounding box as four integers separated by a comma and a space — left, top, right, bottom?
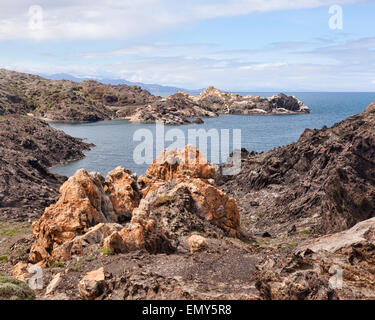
0, 275, 35, 300
0, 229, 22, 237
300, 230, 310, 235
71, 257, 95, 272
101, 248, 114, 256
0, 255, 7, 263
49, 261, 65, 268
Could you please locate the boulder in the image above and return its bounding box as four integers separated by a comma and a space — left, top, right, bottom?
12, 262, 31, 283
78, 267, 107, 300
103, 214, 174, 254
188, 235, 209, 253
45, 273, 62, 296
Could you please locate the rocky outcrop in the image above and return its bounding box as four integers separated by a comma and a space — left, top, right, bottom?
198, 86, 309, 115
256, 217, 375, 300
138, 145, 240, 236
130, 92, 217, 125
218, 101, 375, 237
129, 87, 309, 125
28, 146, 240, 264
0, 115, 92, 220
0, 69, 309, 124
29, 168, 140, 263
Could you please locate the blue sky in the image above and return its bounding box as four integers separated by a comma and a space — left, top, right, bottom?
0, 0, 374, 91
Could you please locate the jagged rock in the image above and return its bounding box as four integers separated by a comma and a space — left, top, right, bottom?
219, 101, 375, 236
138, 183, 226, 241
50, 223, 124, 262
256, 217, 375, 300
29, 168, 139, 263
129, 87, 309, 124
12, 262, 31, 282
129, 92, 217, 125
188, 235, 209, 253
103, 214, 174, 254
28, 145, 240, 265
78, 267, 108, 300
198, 87, 309, 115
45, 273, 62, 296
105, 167, 141, 221
138, 145, 240, 236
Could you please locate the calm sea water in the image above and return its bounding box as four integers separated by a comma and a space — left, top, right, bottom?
51, 92, 375, 177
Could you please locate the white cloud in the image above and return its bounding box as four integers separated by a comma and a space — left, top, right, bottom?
0, 0, 360, 40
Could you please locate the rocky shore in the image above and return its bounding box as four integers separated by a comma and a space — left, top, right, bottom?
130, 87, 309, 125
0, 69, 309, 125
1, 102, 374, 300
0, 115, 92, 221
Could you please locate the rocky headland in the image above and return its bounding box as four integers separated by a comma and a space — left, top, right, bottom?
130, 87, 309, 125
0, 69, 309, 125
0, 69, 156, 122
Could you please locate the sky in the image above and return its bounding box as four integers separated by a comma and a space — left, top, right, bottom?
0, 0, 374, 91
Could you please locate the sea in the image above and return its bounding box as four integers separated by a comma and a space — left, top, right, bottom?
50, 92, 375, 177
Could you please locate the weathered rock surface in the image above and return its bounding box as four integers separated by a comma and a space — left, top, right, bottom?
188, 235, 209, 253
0, 115, 92, 220
28, 146, 240, 264
29, 168, 140, 263
78, 267, 108, 300
138, 145, 240, 236
219, 102, 375, 236
256, 217, 375, 300
102, 214, 175, 255
105, 167, 140, 221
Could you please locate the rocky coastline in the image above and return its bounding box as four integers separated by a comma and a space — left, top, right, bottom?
1, 68, 374, 301
1, 102, 374, 300
0, 69, 309, 126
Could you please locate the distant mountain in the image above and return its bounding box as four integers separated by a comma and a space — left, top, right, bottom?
39, 73, 202, 97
